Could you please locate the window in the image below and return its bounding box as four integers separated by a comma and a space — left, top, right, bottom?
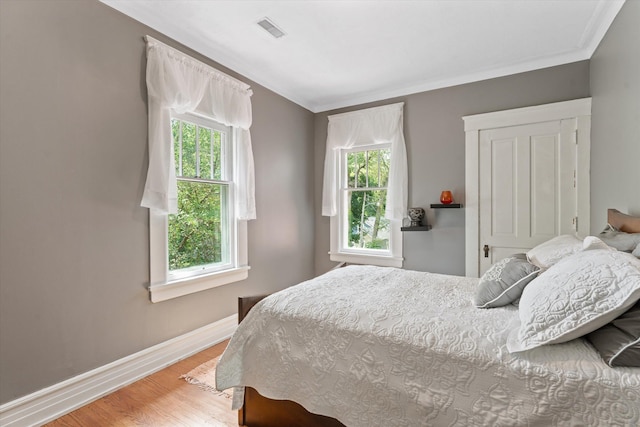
149, 112, 248, 303
169, 113, 232, 279
323, 103, 406, 267
142, 37, 254, 303
329, 144, 403, 267
343, 145, 391, 251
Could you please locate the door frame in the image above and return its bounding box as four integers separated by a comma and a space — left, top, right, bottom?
463, 98, 591, 277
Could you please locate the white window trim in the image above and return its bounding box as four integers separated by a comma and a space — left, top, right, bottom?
149, 212, 249, 303
148, 114, 249, 303
329, 143, 403, 268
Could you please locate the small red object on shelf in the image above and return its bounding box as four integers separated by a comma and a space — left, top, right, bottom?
440, 190, 453, 204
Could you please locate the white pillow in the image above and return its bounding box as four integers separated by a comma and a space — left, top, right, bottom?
507, 249, 640, 353
582, 235, 614, 251
526, 234, 583, 269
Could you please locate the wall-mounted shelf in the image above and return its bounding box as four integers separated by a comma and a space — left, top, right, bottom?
401, 225, 432, 231
430, 203, 463, 209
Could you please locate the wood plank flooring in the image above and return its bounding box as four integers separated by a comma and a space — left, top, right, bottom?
45, 340, 238, 426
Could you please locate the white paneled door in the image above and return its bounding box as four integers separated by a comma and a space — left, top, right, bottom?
464, 98, 591, 277
478, 119, 578, 274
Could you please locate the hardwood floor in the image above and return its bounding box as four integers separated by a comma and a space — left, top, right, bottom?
45, 340, 238, 426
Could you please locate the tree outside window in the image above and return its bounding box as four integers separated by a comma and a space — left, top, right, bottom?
169, 116, 231, 275
344, 147, 391, 251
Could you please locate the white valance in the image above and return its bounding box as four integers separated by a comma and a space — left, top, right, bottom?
141, 36, 256, 220
322, 102, 408, 220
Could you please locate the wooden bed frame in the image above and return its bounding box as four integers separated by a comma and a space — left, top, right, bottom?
235, 210, 640, 427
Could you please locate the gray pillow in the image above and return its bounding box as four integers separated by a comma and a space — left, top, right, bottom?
474, 254, 540, 308
598, 229, 640, 252
586, 302, 640, 367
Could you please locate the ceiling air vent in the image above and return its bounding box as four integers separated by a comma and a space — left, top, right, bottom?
257, 17, 286, 39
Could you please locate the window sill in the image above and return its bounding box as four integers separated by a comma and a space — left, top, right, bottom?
329, 252, 403, 268
149, 266, 250, 303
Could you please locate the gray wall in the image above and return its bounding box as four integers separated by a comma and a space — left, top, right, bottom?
590, 0, 640, 229
314, 63, 591, 276
0, 0, 315, 403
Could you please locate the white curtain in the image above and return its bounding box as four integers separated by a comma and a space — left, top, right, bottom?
322, 103, 408, 220
141, 36, 256, 220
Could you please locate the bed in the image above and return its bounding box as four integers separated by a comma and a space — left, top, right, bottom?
215, 209, 640, 427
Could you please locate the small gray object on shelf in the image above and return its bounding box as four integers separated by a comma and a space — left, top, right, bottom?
408, 207, 425, 227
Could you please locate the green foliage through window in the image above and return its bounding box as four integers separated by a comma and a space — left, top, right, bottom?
345, 148, 390, 250
169, 117, 229, 272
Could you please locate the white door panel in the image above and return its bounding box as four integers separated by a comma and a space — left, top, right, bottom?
464, 98, 591, 278
479, 120, 577, 274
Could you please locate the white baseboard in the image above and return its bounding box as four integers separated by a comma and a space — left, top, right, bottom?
0, 314, 237, 427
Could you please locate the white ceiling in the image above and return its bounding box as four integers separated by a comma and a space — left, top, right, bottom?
100, 0, 625, 113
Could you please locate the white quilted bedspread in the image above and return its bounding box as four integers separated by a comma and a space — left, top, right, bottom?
216, 265, 640, 427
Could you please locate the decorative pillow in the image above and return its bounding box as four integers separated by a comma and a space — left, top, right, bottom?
582, 235, 615, 252
526, 234, 583, 270
586, 302, 640, 367
507, 249, 640, 353
598, 229, 640, 252
474, 254, 540, 308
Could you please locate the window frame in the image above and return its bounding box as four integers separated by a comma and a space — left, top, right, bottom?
149, 111, 249, 303
329, 143, 403, 267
